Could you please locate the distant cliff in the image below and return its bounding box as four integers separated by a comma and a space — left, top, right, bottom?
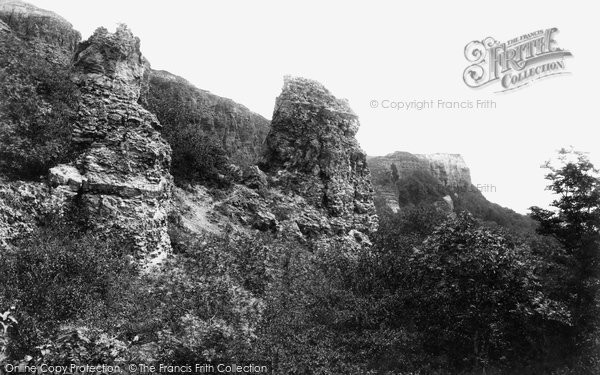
368, 152, 471, 212
369, 151, 471, 189
368, 151, 536, 233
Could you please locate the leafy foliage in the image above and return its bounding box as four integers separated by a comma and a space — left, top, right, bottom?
0, 221, 136, 360
530, 148, 600, 371
408, 213, 571, 372
0, 35, 79, 179
165, 123, 230, 186
144, 73, 234, 187
396, 170, 446, 207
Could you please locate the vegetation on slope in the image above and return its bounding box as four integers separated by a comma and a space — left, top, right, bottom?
0, 31, 79, 180
1, 150, 597, 375
143, 70, 269, 186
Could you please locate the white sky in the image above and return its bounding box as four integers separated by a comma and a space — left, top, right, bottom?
29, 0, 600, 213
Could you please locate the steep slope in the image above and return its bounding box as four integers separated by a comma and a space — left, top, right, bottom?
143, 69, 270, 167
0, 0, 81, 246
0, 0, 79, 51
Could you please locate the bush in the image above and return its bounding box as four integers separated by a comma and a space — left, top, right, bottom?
396, 170, 447, 207
0, 221, 136, 359
407, 213, 572, 372
143, 73, 233, 187
0, 35, 79, 179
164, 123, 230, 186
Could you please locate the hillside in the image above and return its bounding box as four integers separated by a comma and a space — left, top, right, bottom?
143, 69, 270, 168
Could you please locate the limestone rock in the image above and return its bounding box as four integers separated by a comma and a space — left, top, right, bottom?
368, 151, 472, 213
48, 165, 86, 192
51, 25, 173, 261
261, 76, 378, 240
418, 153, 472, 188
242, 165, 268, 189
368, 151, 471, 190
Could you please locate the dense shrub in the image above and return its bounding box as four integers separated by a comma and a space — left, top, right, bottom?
407, 213, 571, 372
143, 73, 233, 187
396, 170, 446, 207
0, 221, 136, 359
164, 123, 230, 186
0, 36, 79, 179
0, 206, 582, 374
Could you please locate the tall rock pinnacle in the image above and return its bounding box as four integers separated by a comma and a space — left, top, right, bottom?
50, 25, 173, 261
263, 76, 378, 237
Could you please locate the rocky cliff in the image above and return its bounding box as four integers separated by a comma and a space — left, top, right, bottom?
143, 69, 270, 165
1, 1, 378, 257
0, 0, 80, 51
369, 151, 471, 190
368, 151, 471, 212
48, 25, 173, 261
420, 153, 472, 188
368, 151, 536, 233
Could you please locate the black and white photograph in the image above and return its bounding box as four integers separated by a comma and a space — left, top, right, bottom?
0, 1, 598, 374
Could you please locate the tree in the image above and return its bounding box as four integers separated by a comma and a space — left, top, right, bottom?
409, 212, 571, 372
529, 148, 600, 363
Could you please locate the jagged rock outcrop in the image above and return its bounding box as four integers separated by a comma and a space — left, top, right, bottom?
50, 25, 173, 261
143, 69, 270, 165
170, 77, 379, 247
261, 76, 378, 238
0, 0, 79, 51
168, 77, 378, 248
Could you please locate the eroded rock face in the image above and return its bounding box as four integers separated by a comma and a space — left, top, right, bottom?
261, 76, 378, 238
368, 151, 472, 213
144, 69, 270, 165
418, 153, 472, 188
51, 25, 173, 261
369, 151, 471, 190
0, 0, 80, 50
